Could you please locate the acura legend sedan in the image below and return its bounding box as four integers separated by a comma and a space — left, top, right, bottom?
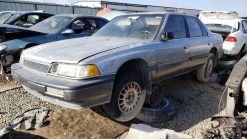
12, 12, 223, 122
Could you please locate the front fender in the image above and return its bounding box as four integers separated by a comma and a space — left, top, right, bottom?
80, 44, 158, 76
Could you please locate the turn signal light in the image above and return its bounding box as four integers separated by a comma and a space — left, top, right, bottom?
226, 36, 237, 42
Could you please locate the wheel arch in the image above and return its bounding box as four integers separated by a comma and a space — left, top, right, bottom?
114, 58, 152, 95
240, 43, 246, 52
210, 47, 218, 67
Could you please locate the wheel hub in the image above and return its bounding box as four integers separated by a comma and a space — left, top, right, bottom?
118, 82, 141, 113
150, 86, 159, 103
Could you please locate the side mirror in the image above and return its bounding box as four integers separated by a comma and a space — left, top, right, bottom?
161, 31, 174, 41
61, 29, 75, 35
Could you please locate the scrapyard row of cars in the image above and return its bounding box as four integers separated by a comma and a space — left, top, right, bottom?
0, 10, 246, 122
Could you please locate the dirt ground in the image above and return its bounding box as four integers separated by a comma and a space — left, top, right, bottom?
0, 78, 21, 93
14, 107, 135, 139
1, 73, 226, 139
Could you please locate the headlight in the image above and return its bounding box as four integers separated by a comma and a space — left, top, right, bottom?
0, 44, 7, 51
55, 63, 100, 78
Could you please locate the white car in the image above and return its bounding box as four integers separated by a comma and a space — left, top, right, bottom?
199, 11, 247, 59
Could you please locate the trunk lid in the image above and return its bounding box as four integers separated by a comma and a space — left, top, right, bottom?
199, 11, 239, 33
199, 11, 238, 28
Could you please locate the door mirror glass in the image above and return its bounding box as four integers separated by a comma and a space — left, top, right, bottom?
61, 29, 75, 35
161, 31, 174, 41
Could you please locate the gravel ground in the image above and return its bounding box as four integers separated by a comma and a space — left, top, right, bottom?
117, 75, 226, 139
0, 74, 226, 139
0, 85, 61, 128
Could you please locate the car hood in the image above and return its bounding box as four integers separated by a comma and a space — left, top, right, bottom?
23, 37, 147, 63
0, 24, 45, 43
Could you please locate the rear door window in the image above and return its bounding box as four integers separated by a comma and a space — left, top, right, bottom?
242, 21, 247, 33
98, 19, 107, 28
185, 16, 203, 37
164, 15, 187, 39
27, 15, 40, 24
41, 15, 51, 20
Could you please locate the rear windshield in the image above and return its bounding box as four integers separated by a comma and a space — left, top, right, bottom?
205, 23, 239, 33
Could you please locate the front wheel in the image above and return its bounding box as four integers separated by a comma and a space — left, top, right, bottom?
197, 54, 215, 82
103, 72, 146, 122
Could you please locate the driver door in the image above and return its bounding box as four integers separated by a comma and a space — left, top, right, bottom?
57, 18, 95, 41
155, 15, 190, 81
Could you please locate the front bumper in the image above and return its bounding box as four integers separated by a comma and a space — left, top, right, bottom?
11, 63, 115, 109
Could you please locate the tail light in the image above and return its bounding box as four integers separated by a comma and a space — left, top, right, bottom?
226, 36, 237, 42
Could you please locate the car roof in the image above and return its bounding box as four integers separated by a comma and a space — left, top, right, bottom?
119, 12, 197, 17
54, 14, 109, 21
9, 11, 53, 15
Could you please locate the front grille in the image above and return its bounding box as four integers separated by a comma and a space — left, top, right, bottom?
23, 59, 50, 73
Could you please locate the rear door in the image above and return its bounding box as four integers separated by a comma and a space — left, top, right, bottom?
242, 20, 247, 51
156, 14, 190, 81
184, 16, 210, 69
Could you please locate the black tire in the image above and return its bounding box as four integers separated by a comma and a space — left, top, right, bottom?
197, 53, 215, 82
145, 83, 165, 108
136, 97, 176, 123
235, 49, 242, 61
103, 72, 146, 122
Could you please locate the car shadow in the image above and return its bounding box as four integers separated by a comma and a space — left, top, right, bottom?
90, 106, 142, 128
13, 130, 47, 139
91, 73, 227, 135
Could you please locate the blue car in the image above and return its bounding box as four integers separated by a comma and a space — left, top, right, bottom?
0, 14, 109, 71
0, 11, 54, 28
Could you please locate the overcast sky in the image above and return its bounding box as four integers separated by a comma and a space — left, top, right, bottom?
31, 0, 247, 16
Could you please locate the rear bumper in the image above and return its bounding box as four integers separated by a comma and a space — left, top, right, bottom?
223, 42, 241, 55
11, 63, 115, 109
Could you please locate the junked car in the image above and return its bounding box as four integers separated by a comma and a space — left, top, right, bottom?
12, 12, 223, 122
0, 14, 109, 73
200, 11, 247, 60
0, 11, 53, 28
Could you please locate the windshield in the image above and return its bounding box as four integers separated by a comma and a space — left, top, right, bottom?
30, 16, 72, 34
205, 23, 238, 32
93, 14, 164, 41
0, 13, 21, 24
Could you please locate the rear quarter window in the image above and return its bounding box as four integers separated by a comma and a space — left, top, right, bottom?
196, 18, 208, 36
